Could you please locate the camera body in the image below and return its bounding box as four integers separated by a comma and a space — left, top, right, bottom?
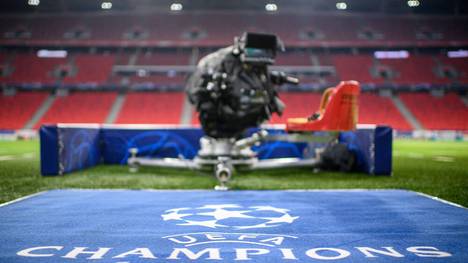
187, 32, 297, 139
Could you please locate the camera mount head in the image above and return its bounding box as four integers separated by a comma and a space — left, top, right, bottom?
233, 32, 285, 65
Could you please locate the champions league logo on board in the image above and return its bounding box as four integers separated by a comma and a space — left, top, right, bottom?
161, 204, 299, 230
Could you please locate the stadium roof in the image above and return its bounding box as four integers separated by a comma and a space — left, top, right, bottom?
1, 0, 467, 15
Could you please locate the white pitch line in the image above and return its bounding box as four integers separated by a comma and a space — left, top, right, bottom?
407, 153, 424, 159
0, 152, 36, 161
21, 152, 35, 158
0, 191, 49, 207
0, 155, 16, 161
414, 191, 466, 209
433, 156, 455, 162
2, 189, 464, 210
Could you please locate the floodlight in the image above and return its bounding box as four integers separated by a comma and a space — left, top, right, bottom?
407, 0, 420, 7
170, 3, 183, 11
28, 0, 40, 6
265, 3, 278, 12
101, 2, 112, 10
336, 2, 347, 10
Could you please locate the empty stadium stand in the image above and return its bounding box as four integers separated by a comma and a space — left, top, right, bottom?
359, 93, 412, 130
0, 10, 466, 132
329, 54, 468, 85
0, 54, 66, 85
377, 55, 447, 85
1, 90, 466, 131
62, 54, 115, 86
115, 92, 184, 124
1, 49, 466, 88
399, 92, 468, 130
130, 75, 187, 86
0, 92, 48, 130
438, 56, 468, 84
332, 54, 378, 84
275, 51, 312, 66
137, 51, 191, 65
34, 92, 116, 128
1, 13, 467, 48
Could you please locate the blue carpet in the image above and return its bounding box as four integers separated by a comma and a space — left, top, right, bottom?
0, 189, 466, 262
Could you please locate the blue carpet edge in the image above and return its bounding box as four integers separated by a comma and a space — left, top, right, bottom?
1, 188, 465, 209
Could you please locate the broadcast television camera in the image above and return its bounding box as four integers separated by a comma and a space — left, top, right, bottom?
128, 32, 360, 190
187, 32, 299, 139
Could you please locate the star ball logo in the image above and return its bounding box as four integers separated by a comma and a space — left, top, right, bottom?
14, 204, 455, 261
161, 204, 299, 229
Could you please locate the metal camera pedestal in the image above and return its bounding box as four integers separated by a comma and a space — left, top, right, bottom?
127, 130, 338, 190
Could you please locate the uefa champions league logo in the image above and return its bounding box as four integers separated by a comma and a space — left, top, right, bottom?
161, 204, 299, 230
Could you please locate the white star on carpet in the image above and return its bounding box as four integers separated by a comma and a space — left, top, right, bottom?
261, 214, 299, 224
198, 208, 254, 220
197, 204, 240, 210
235, 223, 281, 230
250, 205, 290, 214
165, 208, 190, 213
178, 220, 227, 228
161, 212, 192, 221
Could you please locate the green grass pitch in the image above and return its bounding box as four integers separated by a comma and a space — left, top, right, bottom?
0, 139, 467, 206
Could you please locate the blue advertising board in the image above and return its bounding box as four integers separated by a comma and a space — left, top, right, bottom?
40, 124, 392, 176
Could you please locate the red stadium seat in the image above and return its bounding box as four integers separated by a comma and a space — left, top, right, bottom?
438, 56, 468, 84
34, 92, 117, 128
400, 92, 468, 131
0, 92, 48, 130
359, 93, 412, 130
2, 54, 66, 85
115, 92, 184, 124
378, 55, 447, 85
332, 55, 378, 84
137, 51, 191, 65
62, 54, 115, 85
1, 13, 467, 47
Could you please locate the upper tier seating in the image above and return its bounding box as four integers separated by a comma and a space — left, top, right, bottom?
0, 92, 48, 130
438, 56, 468, 84
1, 51, 465, 87
1, 13, 466, 47
130, 75, 187, 86
332, 55, 377, 84
137, 52, 191, 65
34, 92, 116, 128
115, 92, 184, 124
332, 54, 461, 85
63, 54, 115, 85
0, 54, 66, 85
275, 52, 312, 66
378, 55, 448, 85
399, 92, 468, 130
